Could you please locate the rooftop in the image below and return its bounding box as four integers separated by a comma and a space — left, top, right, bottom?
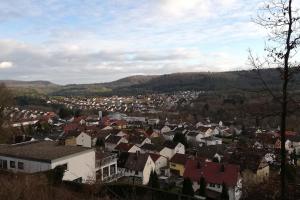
0, 141, 93, 163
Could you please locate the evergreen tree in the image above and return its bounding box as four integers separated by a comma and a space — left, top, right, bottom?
148, 170, 160, 189
46, 165, 66, 185
173, 131, 188, 147
182, 178, 194, 197
95, 138, 105, 148
199, 177, 206, 196
221, 182, 229, 200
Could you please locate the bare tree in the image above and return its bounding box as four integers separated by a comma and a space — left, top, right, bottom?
249, 0, 300, 199
0, 84, 13, 143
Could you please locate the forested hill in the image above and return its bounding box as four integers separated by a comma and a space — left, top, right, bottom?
2, 69, 300, 96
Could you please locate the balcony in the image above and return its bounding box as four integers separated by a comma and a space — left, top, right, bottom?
96, 154, 117, 168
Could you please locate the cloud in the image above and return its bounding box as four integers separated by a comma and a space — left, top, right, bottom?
0, 0, 268, 83
0, 61, 13, 69
0, 39, 245, 84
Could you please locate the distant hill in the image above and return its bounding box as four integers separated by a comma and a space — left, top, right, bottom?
0, 80, 60, 96
2, 69, 300, 96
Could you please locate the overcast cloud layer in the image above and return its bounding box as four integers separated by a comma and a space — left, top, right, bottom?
0, 0, 295, 84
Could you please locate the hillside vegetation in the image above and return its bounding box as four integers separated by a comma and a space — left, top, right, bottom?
2, 69, 300, 97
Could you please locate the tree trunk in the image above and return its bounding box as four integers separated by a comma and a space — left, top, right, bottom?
280, 1, 293, 199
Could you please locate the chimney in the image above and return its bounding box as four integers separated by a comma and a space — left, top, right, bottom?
98, 111, 103, 120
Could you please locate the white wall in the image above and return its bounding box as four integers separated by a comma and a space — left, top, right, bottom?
142, 156, 155, 185
174, 143, 185, 154
154, 156, 168, 175
128, 145, 141, 153
51, 150, 96, 183
160, 147, 173, 159
76, 132, 92, 148
0, 149, 96, 184
0, 156, 51, 173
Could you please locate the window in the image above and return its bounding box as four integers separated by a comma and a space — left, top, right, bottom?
10, 161, 15, 168
18, 162, 24, 170
110, 164, 116, 175
103, 166, 109, 178
2, 160, 7, 169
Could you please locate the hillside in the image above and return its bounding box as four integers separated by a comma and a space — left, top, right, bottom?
0, 80, 60, 96
2, 69, 300, 96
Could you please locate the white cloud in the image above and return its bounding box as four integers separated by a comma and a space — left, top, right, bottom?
0, 61, 13, 69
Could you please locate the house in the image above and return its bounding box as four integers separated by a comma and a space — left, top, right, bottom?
148, 118, 160, 126
169, 153, 189, 176
0, 141, 96, 183
145, 127, 160, 138
229, 151, 269, 185
196, 144, 227, 162
76, 132, 92, 148
140, 143, 158, 154
159, 141, 185, 159
149, 153, 168, 176
123, 153, 155, 185
184, 160, 242, 200
161, 125, 171, 133
287, 135, 300, 155
162, 132, 175, 141
105, 135, 128, 151
186, 131, 203, 143
96, 152, 121, 182
115, 143, 141, 153
61, 131, 81, 146
128, 135, 151, 147
200, 136, 222, 146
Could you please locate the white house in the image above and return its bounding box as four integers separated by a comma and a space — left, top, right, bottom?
162, 132, 175, 141
149, 153, 168, 176
76, 132, 92, 148
96, 152, 121, 182
0, 141, 96, 183
105, 135, 128, 151
161, 126, 171, 133
123, 153, 155, 185
115, 143, 141, 153
159, 141, 185, 159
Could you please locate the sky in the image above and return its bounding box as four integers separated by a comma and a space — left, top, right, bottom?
0, 0, 292, 84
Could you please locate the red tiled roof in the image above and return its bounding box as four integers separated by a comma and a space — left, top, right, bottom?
63, 123, 81, 133
149, 153, 161, 162
170, 153, 188, 165
184, 160, 240, 187
273, 130, 298, 138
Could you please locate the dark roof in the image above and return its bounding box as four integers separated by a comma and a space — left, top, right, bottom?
287, 134, 300, 142
228, 151, 267, 172
105, 135, 122, 144
163, 141, 178, 149
96, 151, 116, 160
128, 135, 147, 144
115, 143, 135, 152
170, 153, 188, 165
117, 152, 130, 168
124, 153, 150, 171
140, 143, 157, 151
149, 153, 161, 162
196, 144, 227, 159
0, 141, 93, 163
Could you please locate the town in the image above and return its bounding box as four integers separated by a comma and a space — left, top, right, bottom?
0, 91, 299, 200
